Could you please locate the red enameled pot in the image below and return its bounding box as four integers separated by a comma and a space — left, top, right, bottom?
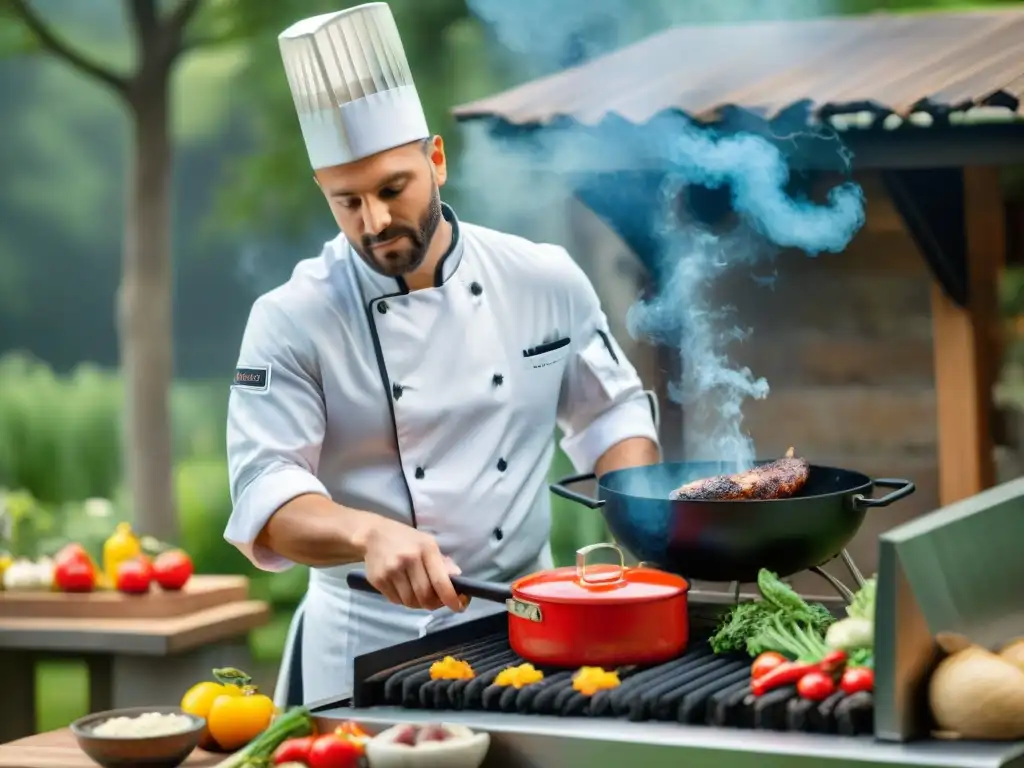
348, 542, 691, 668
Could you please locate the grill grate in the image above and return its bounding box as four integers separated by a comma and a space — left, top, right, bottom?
355, 630, 875, 735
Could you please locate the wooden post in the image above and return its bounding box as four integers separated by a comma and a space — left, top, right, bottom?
931, 166, 1004, 506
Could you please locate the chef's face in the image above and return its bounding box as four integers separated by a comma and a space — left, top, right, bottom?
316, 136, 448, 279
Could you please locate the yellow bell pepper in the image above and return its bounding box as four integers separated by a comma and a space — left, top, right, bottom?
103, 522, 141, 585
0, 553, 12, 589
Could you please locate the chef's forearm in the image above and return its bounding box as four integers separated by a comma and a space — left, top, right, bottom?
594, 436, 661, 478
255, 493, 380, 567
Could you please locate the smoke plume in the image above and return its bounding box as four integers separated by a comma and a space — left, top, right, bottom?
458, 0, 866, 470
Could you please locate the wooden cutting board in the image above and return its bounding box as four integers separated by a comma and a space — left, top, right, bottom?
0, 576, 249, 620
0, 728, 226, 767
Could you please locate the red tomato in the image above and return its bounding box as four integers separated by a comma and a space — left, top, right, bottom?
272, 736, 315, 764
116, 558, 153, 594
55, 556, 96, 593
840, 666, 874, 694
307, 734, 363, 768
153, 550, 194, 591
55, 543, 91, 567
751, 652, 787, 680
797, 670, 836, 701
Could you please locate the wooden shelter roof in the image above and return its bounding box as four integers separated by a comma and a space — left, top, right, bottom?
453, 8, 1024, 129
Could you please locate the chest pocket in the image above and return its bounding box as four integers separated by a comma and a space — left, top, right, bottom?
522, 336, 571, 371
516, 335, 571, 418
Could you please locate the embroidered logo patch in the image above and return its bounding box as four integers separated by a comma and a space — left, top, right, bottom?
233, 365, 271, 392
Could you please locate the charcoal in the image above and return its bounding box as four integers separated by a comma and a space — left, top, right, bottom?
482, 684, 506, 710
380, 637, 505, 705
652, 661, 745, 720
561, 692, 591, 717
814, 690, 847, 734
752, 685, 796, 730
384, 665, 427, 704
606, 651, 713, 716
709, 680, 752, 728
400, 670, 433, 707
631, 657, 739, 721
498, 684, 520, 712
418, 678, 447, 708
835, 691, 874, 736
445, 653, 518, 709
553, 685, 582, 715
461, 671, 499, 710
516, 672, 572, 713
534, 679, 572, 714
786, 695, 816, 732
678, 666, 752, 723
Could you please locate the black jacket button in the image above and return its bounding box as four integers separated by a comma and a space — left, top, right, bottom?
497, 458, 507, 472
392, 382, 403, 400
493, 527, 504, 541
415, 467, 425, 479
492, 373, 504, 386
377, 301, 388, 314
470, 282, 483, 296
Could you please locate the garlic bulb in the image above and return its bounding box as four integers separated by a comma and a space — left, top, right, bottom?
2, 557, 55, 590
3, 558, 44, 589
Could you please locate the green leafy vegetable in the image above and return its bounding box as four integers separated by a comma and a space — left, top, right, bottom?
829, 577, 877, 667
845, 576, 877, 621
709, 569, 835, 657
849, 648, 874, 668
825, 617, 874, 651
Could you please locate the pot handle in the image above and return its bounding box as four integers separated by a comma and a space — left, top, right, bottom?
346, 569, 513, 606
576, 542, 625, 585
550, 472, 607, 509
853, 478, 916, 509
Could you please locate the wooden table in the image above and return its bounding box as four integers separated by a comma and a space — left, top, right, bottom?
0, 578, 270, 744
0, 727, 227, 767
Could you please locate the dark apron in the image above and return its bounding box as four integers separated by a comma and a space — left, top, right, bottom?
282, 611, 305, 707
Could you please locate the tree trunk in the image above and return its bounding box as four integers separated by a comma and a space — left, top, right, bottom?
119, 77, 177, 542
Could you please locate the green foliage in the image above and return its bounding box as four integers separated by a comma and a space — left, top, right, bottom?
0, 353, 122, 505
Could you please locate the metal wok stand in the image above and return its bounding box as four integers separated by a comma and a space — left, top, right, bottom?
727, 548, 866, 605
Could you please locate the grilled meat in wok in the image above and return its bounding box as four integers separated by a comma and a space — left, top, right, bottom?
670, 447, 810, 501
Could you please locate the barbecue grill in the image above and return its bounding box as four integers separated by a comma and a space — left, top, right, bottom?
309, 478, 1024, 768
333, 612, 874, 735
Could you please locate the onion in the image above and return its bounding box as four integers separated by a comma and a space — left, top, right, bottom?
929, 632, 1024, 740
999, 638, 1024, 672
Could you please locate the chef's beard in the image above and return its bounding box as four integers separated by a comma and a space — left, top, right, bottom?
355, 185, 443, 279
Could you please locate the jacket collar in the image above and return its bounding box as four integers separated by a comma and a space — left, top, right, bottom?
351, 203, 464, 300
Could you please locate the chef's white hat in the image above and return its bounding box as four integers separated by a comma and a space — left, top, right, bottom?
278, 2, 429, 170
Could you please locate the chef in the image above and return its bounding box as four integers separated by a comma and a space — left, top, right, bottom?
224, 2, 661, 707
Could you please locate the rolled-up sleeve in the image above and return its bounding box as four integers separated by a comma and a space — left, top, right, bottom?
225, 296, 330, 571
556, 253, 660, 473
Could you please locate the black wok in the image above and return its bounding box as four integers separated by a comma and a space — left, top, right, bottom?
550, 460, 914, 583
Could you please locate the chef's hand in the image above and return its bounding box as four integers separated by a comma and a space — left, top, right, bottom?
361, 517, 467, 613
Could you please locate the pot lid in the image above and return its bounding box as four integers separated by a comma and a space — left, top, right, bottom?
512, 543, 689, 605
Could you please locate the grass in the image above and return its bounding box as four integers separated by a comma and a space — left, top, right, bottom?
36, 661, 89, 734
34, 611, 294, 734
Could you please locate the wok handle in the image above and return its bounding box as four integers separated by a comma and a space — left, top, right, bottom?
550, 472, 607, 509
346, 569, 513, 605
853, 478, 916, 509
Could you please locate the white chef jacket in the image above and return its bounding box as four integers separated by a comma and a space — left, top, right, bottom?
224, 204, 659, 705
